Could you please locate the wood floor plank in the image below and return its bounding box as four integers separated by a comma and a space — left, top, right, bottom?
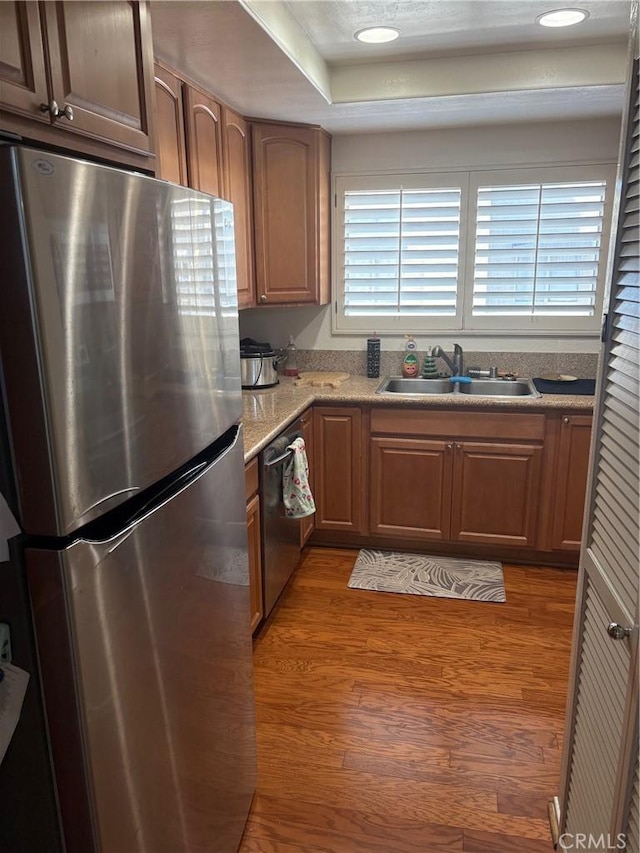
241, 548, 576, 852
243, 794, 464, 853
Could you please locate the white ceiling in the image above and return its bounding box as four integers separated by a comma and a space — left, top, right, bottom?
282, 0, 631, 62
151, 0, 631, 133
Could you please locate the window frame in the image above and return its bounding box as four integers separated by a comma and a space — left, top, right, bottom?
333, 171, 470, 334
332, 163, 617, 337
463, 164, 617, 334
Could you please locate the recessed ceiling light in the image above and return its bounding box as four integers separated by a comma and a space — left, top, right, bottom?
536, 8, 589, 27
354, 26, 400, 44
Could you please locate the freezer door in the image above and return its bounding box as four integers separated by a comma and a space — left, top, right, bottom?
25, 429, 255, 853
0, 147, 241, 536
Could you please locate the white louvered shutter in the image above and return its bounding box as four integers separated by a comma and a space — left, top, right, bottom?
472, 181, 607, 316
625, 755, 640, 853
559, 47, 639, 850
342, 186, 461, 317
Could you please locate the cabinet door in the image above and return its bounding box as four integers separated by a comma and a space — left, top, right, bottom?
299, 409, 315, 546
551, 414, 593, 550
252, 122, 318, 304
370, 437, 452, 540
153, 64, 187, 184
246, 493, 263, 633
0, 1, 48, 121
42, 1, 154, 153
184, 84, 224, 197
223, 108, 255, 308
313, 407, 363, 533
451, 441, 542, 548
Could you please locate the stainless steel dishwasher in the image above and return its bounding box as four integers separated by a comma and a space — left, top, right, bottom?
261, 418, 303, 615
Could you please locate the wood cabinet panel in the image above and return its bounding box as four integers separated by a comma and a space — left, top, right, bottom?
246, 493, 263, 633
153, 63, 187, 184
184, 84, 223, 197
313, 407, 363, 533
244, 457, 259, 503
370, 408, 546, 441
551, 414, 592, 550
252, 122, 330, 305
42, 1, 154, 154
0, 1, 48, 120
223, 107, 254, 308
370, 437, 452, 540
451, 442, 543, 548
299, 409, 315, 546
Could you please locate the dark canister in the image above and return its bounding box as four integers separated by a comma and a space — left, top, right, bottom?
367, 334, 381, 378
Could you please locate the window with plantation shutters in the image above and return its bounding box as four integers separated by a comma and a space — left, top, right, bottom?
333, 165, 616, 335
472, 181, 607, 318
343, 186, 461, 317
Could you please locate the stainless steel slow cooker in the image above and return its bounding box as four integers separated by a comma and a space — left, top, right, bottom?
240, 352, 281, 389
240, 338, 285, 388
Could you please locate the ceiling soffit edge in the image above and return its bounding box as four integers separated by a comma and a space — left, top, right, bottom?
238, 0, 332, 102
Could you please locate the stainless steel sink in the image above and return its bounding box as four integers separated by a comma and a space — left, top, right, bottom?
376, 377, 454, 395
376, 376, 540, 398
458, 378, 540, 397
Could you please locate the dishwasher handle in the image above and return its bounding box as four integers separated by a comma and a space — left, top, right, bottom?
264, 448, 294, 469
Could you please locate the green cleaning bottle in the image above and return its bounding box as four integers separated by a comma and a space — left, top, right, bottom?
402, 335, 419, 378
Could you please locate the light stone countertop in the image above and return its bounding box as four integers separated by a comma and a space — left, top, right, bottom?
241, 375, 595, 462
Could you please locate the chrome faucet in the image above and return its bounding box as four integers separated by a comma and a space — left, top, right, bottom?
432, 344, 464, 377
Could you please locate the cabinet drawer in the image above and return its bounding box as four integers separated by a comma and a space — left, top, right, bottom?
370, 408, 545, 441
245, 457, 259, 501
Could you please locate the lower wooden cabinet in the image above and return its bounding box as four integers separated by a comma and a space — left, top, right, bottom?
246, 493, 263, 633
299, 408, 315, 545
244, 457, 263, 633
370, 437, 452, 540
451, 441, 543, 548
313, 406, 363, 533
367, 407, 561, 553
551, 414, 593, 550
369, 435, 543, 549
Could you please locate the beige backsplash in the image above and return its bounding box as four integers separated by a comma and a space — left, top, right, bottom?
294, 349, 599, 379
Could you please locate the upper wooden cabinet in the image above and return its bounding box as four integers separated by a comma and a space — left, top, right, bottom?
0, 1, 155, 165
252, 122, 331, 306
551, 413, 593, 550
223, 108, 255, 309
153, 63, 187, 184
0, 2, 49, 121
184, 84, 224, 197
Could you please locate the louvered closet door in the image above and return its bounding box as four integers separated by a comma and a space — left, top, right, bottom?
559, 44, 639, 849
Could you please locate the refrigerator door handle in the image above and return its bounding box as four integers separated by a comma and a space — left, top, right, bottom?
83, 426, 243, 548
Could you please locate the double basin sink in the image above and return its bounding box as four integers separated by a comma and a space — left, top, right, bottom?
376, 376, 541, 398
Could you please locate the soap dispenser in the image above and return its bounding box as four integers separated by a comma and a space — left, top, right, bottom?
284, 335, 299, 378
402, 335, 419, 378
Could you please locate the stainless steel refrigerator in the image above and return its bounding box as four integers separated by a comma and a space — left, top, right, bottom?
0, 147, 256, 853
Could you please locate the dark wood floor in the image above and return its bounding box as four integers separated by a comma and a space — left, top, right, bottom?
240, 547, 577, 853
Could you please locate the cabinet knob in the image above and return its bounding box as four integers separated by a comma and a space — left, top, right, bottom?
563, 417, 570, 425
40, 99, 61, 117
446, 443, 453, 451
455, 443, 462, 451
607, 622, 633, 641
259, 295, 267, 302
39, 100, 74, 121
